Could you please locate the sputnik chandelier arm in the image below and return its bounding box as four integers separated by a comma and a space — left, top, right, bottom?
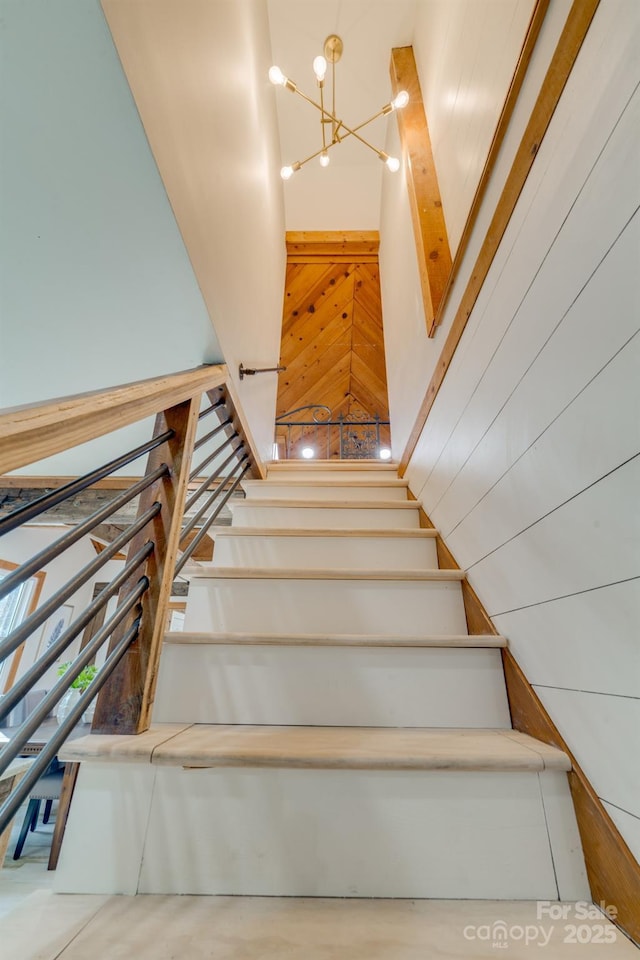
269, 34, 409, 180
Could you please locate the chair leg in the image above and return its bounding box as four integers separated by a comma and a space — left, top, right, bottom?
43, 799, 54, 824
13, 799, 39, 860
29, 799, 42, 831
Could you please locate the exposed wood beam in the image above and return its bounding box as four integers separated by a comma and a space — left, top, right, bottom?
399, 0, 601, 475
0, 485, 243, 527
87, 524, 214, 566
90, 523, 128, 560
286, 231, 379, 261
0, 475, 244, 490
390, 47, 452, 337
178, 528, 214, 562
0, 475, 146, 490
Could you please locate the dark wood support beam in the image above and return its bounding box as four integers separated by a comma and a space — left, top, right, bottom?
390, 46, 452, 337
48, 762, 79, 870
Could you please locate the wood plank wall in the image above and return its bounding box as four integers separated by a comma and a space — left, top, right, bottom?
276, 232, 390, 458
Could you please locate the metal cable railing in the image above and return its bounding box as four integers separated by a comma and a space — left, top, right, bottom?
175, 455, 251, 576
0, 368, 254, 840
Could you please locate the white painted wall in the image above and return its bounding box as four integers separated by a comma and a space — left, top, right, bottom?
101, 0, 287, 465
1, 0, 287, 473
405, 1, 640, 859
413, 0, 537, 254
380, 0, 572, 457
0, 0, 222, 409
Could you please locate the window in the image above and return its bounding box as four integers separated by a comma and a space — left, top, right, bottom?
0, 560, 46, 692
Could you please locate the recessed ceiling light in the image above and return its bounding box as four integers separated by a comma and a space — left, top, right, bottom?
301, 447, 315, 459
379, 447, 392, 460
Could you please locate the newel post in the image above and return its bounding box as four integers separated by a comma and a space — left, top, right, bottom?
91, 394, 202, 734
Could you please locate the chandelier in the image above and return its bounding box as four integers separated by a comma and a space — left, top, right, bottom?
269, 34, 409, 180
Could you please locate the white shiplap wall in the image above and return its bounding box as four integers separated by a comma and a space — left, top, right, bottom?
380, 0, 572, 458
413, 0, 537, 254
405, 1, 640, 859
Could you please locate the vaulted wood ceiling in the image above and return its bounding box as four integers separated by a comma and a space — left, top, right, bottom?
276, 232, 390, 458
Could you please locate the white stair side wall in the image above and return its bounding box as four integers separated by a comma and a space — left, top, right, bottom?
183, 578, 468, 635
211, 534, 438, 570
242, 481, 408, 501
152, 645, 512, 728
136, 766, 574, 899
229, 503, 421, 529
54, 763, 156, 895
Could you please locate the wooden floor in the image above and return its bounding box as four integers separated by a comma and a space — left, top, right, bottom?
2, 890, 638, 959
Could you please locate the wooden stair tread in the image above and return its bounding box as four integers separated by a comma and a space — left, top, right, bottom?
267, 461, 397, 471
163, 631, 506, 647
230, 499, 421, 509
183, 566, 465, 581
58, 724, 192, 764
61, 725, 570, 772
244, 479, 407, 489
212, 527, 437, 539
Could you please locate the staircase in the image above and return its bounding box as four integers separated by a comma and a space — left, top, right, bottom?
55, 461, 589, 900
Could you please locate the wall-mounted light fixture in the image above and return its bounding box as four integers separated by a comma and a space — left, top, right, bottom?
270, 34, 408, 180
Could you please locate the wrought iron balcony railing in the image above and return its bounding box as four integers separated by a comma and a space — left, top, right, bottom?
275, 405, 391, 460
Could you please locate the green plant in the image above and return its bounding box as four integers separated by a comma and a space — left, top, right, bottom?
57, 662, 97, 692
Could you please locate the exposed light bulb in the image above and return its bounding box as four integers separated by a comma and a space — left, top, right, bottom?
280, 165, 294, 180
301, 447, 315, 459
269, 65, 286, 86
379, 447, 392, 461
313, 55, 327, 82
391, 90, 410, 110
319, 151, 330, 168
385, 156, 401, 173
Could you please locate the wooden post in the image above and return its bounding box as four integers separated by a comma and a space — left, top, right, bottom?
48, 762, 79, 870
390, 46, 452, 337
91, 395, 201, 734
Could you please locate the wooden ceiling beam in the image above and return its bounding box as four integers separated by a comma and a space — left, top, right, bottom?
286, 231, 379, 260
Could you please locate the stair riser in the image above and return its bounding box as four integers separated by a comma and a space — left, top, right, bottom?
229, 503, 420, 529
242, 482, 408, 501
212, 535, 438, 569
56, 764, 587, 899
153, 645, 512, 728
184, 578, 468, 635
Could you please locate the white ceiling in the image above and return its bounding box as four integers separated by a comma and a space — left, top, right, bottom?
267, 0, 417, 229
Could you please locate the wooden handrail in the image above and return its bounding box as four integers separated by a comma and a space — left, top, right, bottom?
0, 365, 227, 475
